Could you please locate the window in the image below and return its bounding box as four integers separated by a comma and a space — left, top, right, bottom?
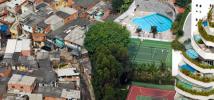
200, 5, 202, 7
12, 86, 15, 88
20, 86, 23, 89
196, 4, 198, 7
196, 18, 198, 21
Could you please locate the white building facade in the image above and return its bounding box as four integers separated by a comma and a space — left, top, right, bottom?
191, 0, 214, 32
175, 0, 214, 99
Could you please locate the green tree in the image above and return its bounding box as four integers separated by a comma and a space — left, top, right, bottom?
84, 21, 130, 53
151, 26, 158, 38
84, 21, 130, 100
112, 0, 123, 12
112, 0, 133, 13
176, 30, 184, 38
171, 39, 184, 51
175, 0, 191, 8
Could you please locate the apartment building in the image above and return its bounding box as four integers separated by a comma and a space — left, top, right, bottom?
175, 0, 214, 99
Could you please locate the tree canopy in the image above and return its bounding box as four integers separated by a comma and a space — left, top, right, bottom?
112, 0, 133, 13
84, 21, 130, 53
174, 0, 191, 8
84, 21, 130, 99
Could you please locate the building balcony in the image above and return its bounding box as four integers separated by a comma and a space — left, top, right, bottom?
181, 51, 214, 72
175, 86, 213, 100
191, 35, 214, 60
197, 20, 214, 47
175, 81, 214, 99
178, 65, 214, 87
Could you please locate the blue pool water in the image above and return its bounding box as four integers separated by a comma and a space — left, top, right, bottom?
186, 49, 199, 59
203, 21, 208, 27
132, 14, 172, 32
181, 64, 196, 73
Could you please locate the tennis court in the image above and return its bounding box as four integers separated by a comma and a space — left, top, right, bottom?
128, 39, 172, 66
126, 85, 175, 100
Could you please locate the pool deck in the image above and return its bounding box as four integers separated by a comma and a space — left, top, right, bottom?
115, 1, 174, 41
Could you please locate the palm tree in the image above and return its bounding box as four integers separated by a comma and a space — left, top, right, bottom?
151, 26, 158, 38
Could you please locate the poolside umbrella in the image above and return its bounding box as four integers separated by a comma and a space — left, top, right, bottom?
186, 49, 199, 59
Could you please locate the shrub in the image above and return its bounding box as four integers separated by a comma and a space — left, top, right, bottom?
176, 30, 184, 38
171, 39, 184, 51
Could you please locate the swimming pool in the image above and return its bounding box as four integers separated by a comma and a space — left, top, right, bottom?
180, 64, 196, 73
132, 14, 172, 32
186, 49, 199, 59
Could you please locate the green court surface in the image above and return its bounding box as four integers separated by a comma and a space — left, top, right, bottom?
128, 39, 172, 66
137, 96, 152, 100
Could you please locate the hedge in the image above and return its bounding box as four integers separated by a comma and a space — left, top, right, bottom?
198, 20, 214, 42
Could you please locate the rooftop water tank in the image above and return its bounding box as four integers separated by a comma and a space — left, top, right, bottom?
0, 25, 8, 33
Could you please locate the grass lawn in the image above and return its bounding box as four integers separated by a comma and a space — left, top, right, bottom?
128, 39, 172, 66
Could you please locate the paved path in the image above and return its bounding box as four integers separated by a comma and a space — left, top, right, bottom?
81, 73, 95, 100
179, 13, 191, 43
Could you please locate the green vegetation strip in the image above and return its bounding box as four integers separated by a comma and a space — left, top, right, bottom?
137, 96, 152, 100
198, 19, 214, 42
176, 82, 214, 96
132, 82, 174, 90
